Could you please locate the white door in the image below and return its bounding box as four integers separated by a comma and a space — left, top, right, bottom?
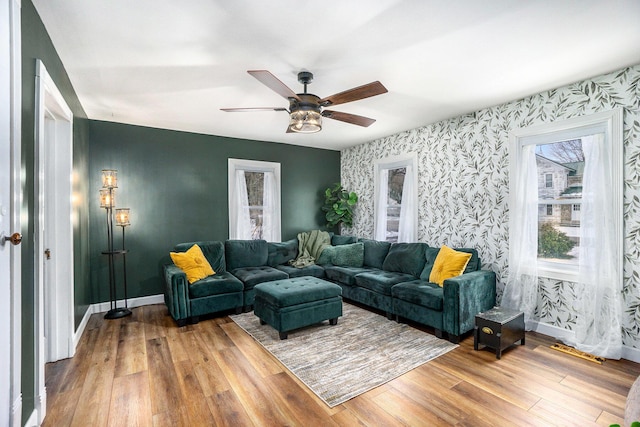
1, 0, 22, 425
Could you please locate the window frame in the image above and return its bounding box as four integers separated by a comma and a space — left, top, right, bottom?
228, 158, 281, 241
509, 109, 623, 281
374, 153, 418, 243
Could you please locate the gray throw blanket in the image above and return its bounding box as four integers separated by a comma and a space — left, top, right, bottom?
289, 230, 331, 268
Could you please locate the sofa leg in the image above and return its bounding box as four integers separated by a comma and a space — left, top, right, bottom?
329, 318, 338, 326
448, 334, 460, 344
259, 319, 266, 325
176, 318, 187, 327
243, 305, 253, 313
396, 315, 404, 323
435, 328, 444, 339
190, 316, 200, 325
279, 331, 288, 340
386, 312, 394, 320
234, 306, 242, 315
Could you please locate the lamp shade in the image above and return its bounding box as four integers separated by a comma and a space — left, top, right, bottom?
115, 208, 130, 226
289, 110, 322, 133
101, 169, 118, 188
99, 188, 115, 208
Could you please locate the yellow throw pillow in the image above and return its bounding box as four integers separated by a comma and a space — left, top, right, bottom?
429, 245, 472, 287
170, 244, 215, 284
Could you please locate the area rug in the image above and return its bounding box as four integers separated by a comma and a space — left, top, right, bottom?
230, 302, 457, 407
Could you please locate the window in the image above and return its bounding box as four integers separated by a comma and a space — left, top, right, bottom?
228, 159, 281, 241
374, 153, 418, 243
545, 173, 553, 188
508, 109, 623, 281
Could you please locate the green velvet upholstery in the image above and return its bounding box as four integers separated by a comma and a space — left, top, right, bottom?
355, 271, 415, 296
254, 277, 343, 338
189, 272, 244, 298
360, 238, 391, 269
225, 239, 269, 270
382, 242, 428, 277
267, 239, 298, 267
275, 264, 325, 278
331, 234, 357, 245
392, 270, 496, 342
254, 277, 342, 307
391, 280, 443, 311
231, 266, 288, 289
324, 265, 379, 286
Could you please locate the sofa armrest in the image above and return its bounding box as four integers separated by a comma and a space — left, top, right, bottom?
442, 270, 496, 336
164, 264, 190, 321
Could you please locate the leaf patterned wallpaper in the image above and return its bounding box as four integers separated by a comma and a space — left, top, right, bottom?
341, 65, 640, 349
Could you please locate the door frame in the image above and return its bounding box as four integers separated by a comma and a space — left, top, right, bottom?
3, 0, 22, 425
33, 59, 74, 422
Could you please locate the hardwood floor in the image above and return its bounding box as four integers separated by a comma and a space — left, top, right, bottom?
42, 304, 640, 426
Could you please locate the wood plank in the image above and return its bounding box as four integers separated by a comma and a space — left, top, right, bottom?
528, 397, 600, 427
219, 321, 283, 377
108, 371, 153, 427
207, 390, 256, 427
173, 360, 218, 425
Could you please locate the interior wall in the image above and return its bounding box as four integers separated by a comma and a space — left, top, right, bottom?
21, 0, 90, 422
341, 64, 640, 349
88, 120, 340, 303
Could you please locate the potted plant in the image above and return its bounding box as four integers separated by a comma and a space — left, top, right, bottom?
322, 183, 358, 228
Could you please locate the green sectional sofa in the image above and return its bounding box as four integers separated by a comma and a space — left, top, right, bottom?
163, 235, 496, 343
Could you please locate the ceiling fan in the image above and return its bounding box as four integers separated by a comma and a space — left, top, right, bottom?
221, 70, 388, 134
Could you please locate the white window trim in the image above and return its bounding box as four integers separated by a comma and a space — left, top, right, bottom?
228, 158, 281, 241
509, 108, 623, 281
374, 152, 418, 242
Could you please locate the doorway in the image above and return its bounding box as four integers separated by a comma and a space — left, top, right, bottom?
33, 59, 74, 421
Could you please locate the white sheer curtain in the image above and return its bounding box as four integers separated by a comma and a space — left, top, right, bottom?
502, 143, 539, 328
262, 171, 281, 242
397, 164, 416, 242
375, 168, 389, 241
570, 133, 622, 359
231, 169, 252, 239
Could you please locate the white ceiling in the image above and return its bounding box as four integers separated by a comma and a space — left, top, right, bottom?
32, 0, 640, 151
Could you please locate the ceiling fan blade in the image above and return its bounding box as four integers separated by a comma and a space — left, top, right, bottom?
247, 70, 301, 101
221, 107, 288, 112
319, 81, 387, 107
322, 110, 376, 127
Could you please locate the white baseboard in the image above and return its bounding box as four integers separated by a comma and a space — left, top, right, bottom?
531, 320, 640, 363
11, 395, 21, 427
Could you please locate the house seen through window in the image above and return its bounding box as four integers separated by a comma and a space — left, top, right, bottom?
535, 139, 584, 267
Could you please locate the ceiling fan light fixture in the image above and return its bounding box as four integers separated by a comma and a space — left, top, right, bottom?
289, 109, 322, 133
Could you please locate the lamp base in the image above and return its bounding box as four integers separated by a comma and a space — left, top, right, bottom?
104, 307, 132, 319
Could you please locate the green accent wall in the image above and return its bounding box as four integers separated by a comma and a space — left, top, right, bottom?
88, 120, 340, 302
21, 0, 91, 422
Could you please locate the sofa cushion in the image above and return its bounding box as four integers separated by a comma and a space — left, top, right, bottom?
320, 242, 364, 267
231, 266, 288, 289
355, 271, 415, 296
429, 245, 472, 286
275, 264, 325, 279
324, 266, 378, 286
360, 239, 392, 270
225, 239, 269, 271
382, 242, 427, 277
421, 246, 480, 280
188, 272, 244, 299
267, 238, 298, 267
331, 234, 357, 246
392, 280, 444, 311
174, 240, 226, 273
254, 277, 342, 308
170, 244, 216, 284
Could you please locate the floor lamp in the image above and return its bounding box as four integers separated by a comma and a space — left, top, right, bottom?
100, 169, 132, 319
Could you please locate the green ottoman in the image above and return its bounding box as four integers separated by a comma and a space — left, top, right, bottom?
254, 277, 343, 339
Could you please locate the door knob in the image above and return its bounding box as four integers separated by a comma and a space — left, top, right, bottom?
45, 248, 51, 259
1, 232, 22, 246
